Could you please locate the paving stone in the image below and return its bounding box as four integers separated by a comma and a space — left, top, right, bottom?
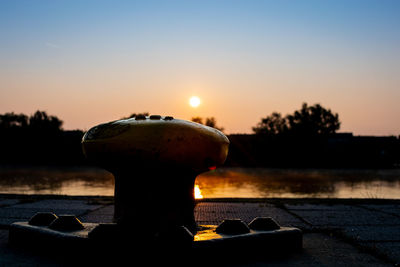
0, 199, 20, 207
80, 202, 308, 227
366, 242, 400, 265
289, 208, 400, 227
301, 233, 390, 267
285, 204, 360, 211
0, 200, 102, 226
8, 199, 102, 210
342, 225, 400, 242
359, 204, 400, 217
79, 205, 114, 223
194, 202, 306, 228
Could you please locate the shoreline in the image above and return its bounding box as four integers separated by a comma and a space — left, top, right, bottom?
2, 193, 400, 204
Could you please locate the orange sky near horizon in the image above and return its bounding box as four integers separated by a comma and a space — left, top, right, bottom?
1, 1, 399, 136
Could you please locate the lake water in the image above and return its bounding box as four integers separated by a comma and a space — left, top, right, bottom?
0, 166, 399, 199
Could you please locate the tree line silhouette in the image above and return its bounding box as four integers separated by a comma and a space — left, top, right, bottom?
0, 111, 84, 165
191, 116, 225, 132
0, 104, 398, 168
252, 103, 340, 136
227, 103, 398, 168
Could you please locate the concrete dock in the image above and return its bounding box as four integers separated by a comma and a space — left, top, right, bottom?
0, 195, 399, 266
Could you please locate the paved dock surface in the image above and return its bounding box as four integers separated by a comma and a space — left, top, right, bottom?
0, 195, 399, 266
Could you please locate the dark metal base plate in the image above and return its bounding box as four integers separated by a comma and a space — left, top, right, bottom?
9, 221, 302, 256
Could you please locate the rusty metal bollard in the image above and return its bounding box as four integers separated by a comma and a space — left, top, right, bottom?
82, 115, 229, 236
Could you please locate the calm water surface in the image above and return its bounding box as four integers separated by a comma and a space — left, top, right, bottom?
0, 166, 399, 199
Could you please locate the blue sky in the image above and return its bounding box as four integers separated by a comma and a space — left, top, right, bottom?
1, 0, 399, 134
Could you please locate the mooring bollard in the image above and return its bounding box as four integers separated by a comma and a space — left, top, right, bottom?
81, 115, 230, 235
9, 115, 303, 258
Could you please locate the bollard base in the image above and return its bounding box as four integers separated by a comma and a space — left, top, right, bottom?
9, 219, 302, 261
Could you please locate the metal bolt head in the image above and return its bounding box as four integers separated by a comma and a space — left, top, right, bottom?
216, 219, 250, 235
135, 115, 146, 120
28, 212, 58, 226
248, 217, 280, 231
49, 215, 84, 231
149, 115, 161, 120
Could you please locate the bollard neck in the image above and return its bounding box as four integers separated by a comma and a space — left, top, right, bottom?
112, 166, 199, 235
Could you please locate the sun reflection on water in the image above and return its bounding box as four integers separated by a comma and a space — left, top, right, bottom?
194, 184, 203, 199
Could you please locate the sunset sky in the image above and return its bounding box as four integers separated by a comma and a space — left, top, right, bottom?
1, 0, 399, 135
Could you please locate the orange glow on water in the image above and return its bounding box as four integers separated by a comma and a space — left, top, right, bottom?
194, 184, 203, 199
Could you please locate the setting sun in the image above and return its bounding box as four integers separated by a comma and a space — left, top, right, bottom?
189, 96, 201, 108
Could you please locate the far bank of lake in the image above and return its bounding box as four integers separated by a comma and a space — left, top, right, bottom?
0, 166, 399, 199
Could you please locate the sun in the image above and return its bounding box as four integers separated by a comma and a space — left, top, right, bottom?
189, 96, 201, 108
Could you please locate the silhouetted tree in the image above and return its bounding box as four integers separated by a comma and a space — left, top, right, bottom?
0, 112, 28, 129
121, 112, 149, 120
191, 117, 203, 124
253, 103, 340, 136
205, 117, 224, 131
0, 111, 62, 132
252, 112, 288, 135
191, 116, 224, 132
28, 111, 63, 132
287, 103, 340, 136
0, 110, 69, 165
